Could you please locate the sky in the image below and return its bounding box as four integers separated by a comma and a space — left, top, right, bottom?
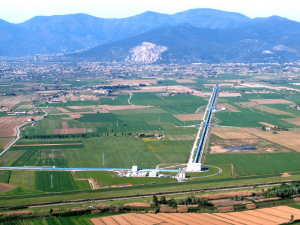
0, 0, 299, 23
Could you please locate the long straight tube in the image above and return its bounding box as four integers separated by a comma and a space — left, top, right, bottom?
194, 84, 218, 163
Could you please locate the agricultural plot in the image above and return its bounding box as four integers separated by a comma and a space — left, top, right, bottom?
209, 137, 288, 154
236, 128, 300, 152
37, 95, 129, 107
12, 150, 69, 167
0, 137, 15, 150
35, 171, 81, 192
215, 106, 299, 128
0, 183, 16, 194
64, 136, 193, 169
75, 171, 176, 186
9, 171, 35, 190
0, 171, 11, 183
205, 152, 300, 176
130, 92, 206, 107
0, 116, 42, 137
11, 139, 84, 150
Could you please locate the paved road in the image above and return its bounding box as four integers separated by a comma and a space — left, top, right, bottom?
0, 110, 48, 157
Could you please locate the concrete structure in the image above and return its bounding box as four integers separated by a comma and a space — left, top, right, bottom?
178, 171, 186, 178
132, 165, 138, 172
149, 171, 157, 177
186, 163, 202, 172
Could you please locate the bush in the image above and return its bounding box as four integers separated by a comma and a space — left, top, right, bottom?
152, 195, 158, 206
160, 196, 167, 204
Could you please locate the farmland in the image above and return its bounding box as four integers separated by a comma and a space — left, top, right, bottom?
75, 171, 177, 186
205, 152, 300, 176
1, 63, 300, 221
35, 171, 89, 192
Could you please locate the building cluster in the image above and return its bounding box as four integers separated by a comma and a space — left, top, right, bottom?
1, 60, 300, 83
117, 166, 172, 178
7, 109, 41, 116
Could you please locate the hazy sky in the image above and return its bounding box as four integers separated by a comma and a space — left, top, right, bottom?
0, 0, 299, 23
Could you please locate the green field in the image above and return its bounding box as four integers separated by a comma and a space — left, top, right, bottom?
75, 171, 176, 186
9, 171, 35, 190
0, 171, 11, 183
35, 171, 89, 192
63, 136, 193, 168
205, 152, 300, 176
215, 104, 299, 128
12, 150, 69, 167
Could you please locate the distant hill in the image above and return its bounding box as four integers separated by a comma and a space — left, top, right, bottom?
1, 8, 300, 62
66, 22, 300, 63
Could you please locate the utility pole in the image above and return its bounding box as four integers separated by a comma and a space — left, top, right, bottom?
103, 153, 105, 165
159, 117, 160, 122
50, 175, 53, 188
117, 120, 118, 126
184, 121, 185, 129
75, 124, 76, 130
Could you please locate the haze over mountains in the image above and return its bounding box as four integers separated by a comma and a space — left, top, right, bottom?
1, 8, 300, 63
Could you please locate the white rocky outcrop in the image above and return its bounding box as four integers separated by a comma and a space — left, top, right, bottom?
273, 45, 297, 53
125, 42, 167, 63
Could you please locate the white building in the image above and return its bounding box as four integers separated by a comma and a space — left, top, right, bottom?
186, 163, 202, 172
149, 171, 157, 177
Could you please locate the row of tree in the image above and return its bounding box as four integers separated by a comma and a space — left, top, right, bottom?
152, 195, 209, 207
262, 182, 300, 198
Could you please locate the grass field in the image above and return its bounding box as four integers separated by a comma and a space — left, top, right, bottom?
215, 105, 299, 128
75, 171, 176, 186
9, 171, 35, 190
35, 171, 85, 192
205, 152, 300, 176
64, 136, 193, 169
12, 150, 69, 167
0, 171, 11, 183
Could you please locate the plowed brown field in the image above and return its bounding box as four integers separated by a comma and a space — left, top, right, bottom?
0, 183, 16, 194
0, 116, 41, 137
251, 99, 293, 104
91, 206, 299, 224
173, 114, 203, 121
217, 103, 240, 112
211, 127, 256, 139
237, 128, 300, 152
54, 128, 85, 134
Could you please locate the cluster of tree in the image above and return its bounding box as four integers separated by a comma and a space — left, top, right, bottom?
262, 182, 300, 198
260, 80, 286, 84
261, 126, 289, 131
152, 195, 209, 207
23, 132, 133, 139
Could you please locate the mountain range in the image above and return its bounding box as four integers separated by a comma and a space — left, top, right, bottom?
1, 8, 300, 63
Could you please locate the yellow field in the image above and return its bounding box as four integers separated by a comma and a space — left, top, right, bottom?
211, 127, 256, 139
237, 128, 300, 152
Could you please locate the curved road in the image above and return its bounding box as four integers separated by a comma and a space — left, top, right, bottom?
0, 110, 48, 157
